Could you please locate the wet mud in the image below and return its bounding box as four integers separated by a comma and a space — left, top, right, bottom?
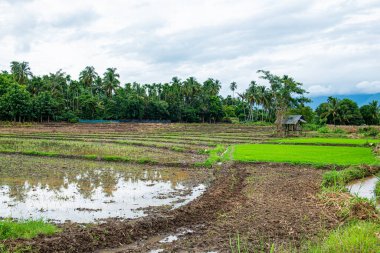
4, 164, 339, 253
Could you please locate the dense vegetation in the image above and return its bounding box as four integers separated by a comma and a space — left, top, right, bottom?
0, 61, 378, 125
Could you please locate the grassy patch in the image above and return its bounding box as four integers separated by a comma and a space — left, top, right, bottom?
322, 167, 368, 188
196, 145, 226, 167
170, 146, 185, 152
83, 154, 98, 160
375, 176, 380, 200
0, 219, 58, 240
305, 221, 380, 253
305, 168, 380, 253
231, 144, 378, 166
102, 155, 130, 162
272, 137, 380, 146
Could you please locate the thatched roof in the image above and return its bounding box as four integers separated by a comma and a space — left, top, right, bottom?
282, 115, 306, 125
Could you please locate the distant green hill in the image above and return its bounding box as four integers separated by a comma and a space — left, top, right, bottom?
308, 93, 380, 109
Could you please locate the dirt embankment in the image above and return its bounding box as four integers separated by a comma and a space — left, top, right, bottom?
4, 164, 339, 253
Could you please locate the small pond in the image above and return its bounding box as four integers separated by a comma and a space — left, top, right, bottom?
346, 175, 379, 207
0, 155, 211, 223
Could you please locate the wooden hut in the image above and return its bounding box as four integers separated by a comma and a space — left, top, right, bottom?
282, 115, 306, 136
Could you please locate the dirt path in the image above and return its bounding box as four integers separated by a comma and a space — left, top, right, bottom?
97, 164, 339, 253
5, 164, 339, 253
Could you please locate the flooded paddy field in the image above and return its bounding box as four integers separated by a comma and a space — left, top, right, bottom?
3, 164, 341, 253
2, 123, 379, 252
0, 155, 211, 223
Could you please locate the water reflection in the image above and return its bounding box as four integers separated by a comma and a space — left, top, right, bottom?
0, 155, 209, 223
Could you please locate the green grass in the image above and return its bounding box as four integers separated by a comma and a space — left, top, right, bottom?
322, 167, 368, 187
375, 175, 380, 200
272, 137, 380, 146
306, 221, 380, 253
305, 169, 380, 253
231, 144, 378, 166
196, 145, 226, 167
0, 219, 58, 240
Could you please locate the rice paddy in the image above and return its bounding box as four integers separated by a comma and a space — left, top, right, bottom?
0, 123, 379, 252
230, 143, 378, 166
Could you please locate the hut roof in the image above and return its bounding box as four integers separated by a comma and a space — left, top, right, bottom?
282, 115, 306, 125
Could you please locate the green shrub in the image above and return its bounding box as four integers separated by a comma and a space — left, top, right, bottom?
318, 126, 330, 133
303, 124, 320, 131
332, 128, 346, 134
358, 127, 379, 137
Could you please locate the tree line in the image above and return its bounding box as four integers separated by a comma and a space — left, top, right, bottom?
0, 61, 378, 125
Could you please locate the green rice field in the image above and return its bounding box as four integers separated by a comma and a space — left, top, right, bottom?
272, 137, 380, 146
230, 143, 378, 166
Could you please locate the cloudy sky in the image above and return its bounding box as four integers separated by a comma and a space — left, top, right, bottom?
0, 0, 379, 97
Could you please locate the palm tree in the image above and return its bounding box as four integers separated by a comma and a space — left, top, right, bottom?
246, 81, 258, 121
322, 97, 341, 125
79, 66, 98, 93
237, 92, 247, 121
102, 68, 120, 97
203, 78, 221, 96
10, 61, 32, 85
230, 82, 237, 99
368, 100, 380, 124
182, 77, 200, 105
257, 85, 268, 121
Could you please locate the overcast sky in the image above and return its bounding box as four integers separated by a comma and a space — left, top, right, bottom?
0, 0, 379, 97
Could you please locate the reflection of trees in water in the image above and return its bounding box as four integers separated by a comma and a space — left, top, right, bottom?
7, 182, 28, 202
0, 160, 196, 201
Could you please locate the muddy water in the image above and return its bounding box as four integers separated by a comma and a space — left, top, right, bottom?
347, 176, 379, 206
0, 155, 211, 223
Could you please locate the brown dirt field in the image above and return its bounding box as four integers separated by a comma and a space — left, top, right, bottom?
4, 164, 339, 253
0, 123, 274, 135
101, 164, 339, 253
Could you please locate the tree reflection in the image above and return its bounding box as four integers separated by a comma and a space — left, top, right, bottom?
0, 157, 198, 202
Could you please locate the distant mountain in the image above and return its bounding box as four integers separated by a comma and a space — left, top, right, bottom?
308, 93, 380, 109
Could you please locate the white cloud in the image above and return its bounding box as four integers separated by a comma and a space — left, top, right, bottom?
0, 0, 379, 96
356, 81, 380, 94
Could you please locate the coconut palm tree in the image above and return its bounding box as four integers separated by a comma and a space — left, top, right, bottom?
102, 68, 120, 97
246, 81, 258, 121
322, 97, 341, 126
79, 66, 98, 93
10, 61, 32, 85
257, 85, 268, 121
230, 81, 237, 99
237, 92, 248, 121
368, 100, 380, 124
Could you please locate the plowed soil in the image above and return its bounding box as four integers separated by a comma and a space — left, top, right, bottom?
4, 164, 339, 253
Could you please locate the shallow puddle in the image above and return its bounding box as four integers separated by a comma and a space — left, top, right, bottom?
159, 228, 194, 243
0, 155, 210, 223
347, 176, 379, 207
